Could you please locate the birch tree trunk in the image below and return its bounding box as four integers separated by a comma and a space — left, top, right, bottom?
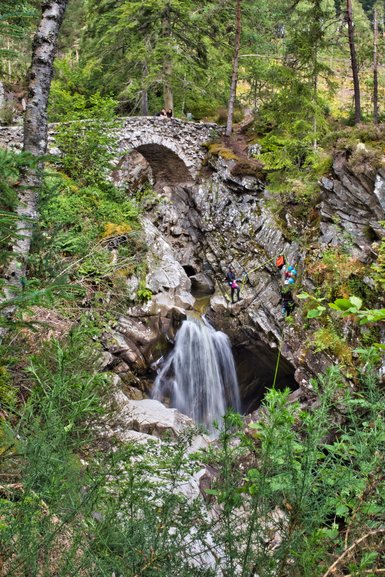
226, 0, 242, 137
373, 5, 379, 124
3, 0, 69, 296
346, 0, 361, 124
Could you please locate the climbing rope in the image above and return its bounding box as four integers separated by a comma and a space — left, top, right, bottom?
213, 272, 231, 303
239, 255, 279, 285
272, 336, 283, 389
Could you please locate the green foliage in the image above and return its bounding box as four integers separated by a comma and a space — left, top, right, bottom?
0, 328, 211, 576
136, 284, 153, 302
0, 364, 17, 409
256, 92, 331, 199
77, 0, 230, 115
31, 95, 146, 306
0, 327, 109, 575
308, 247, 366, 302
297, 292, 327, 318
2, 340, 385, 576
52, 92, 120, 188
371, 222, 385, 289
0, 1, 38, 83
330, 295, 385, 325
311, 324, 354, 366
29, 171, 144, 309
201, 361, 385, 577
0, 149, 38, 269
37, 174, 138, 256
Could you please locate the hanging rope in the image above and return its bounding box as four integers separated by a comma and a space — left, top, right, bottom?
272, 337, 284, 389
213, 272, 231, 303
241, 255, 279, 281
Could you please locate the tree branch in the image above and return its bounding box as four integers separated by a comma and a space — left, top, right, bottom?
323, 529, 385, 577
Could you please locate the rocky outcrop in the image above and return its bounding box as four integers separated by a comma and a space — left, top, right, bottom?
102, 217, 196, 390
320, 150, 385, 260
104, 143, 385, 414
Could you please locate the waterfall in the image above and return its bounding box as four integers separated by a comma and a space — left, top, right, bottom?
152, 318, 240, 429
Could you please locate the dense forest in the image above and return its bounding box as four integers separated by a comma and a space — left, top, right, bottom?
1, 0, 385, 575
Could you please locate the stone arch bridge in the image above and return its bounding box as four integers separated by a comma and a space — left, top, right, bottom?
0, 117, 222, 185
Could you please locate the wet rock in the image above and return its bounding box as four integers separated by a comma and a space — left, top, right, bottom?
174, 291, 195, 310
113, 396, 197, 439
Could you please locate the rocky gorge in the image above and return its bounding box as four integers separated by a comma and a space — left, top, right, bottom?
102, 139, 385, 430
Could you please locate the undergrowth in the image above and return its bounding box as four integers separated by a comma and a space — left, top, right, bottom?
2, 349, 385, 576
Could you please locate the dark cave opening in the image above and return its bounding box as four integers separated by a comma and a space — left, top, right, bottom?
183, 265, 197, 277
233, 343, 297, 414
148, 314, 298, 420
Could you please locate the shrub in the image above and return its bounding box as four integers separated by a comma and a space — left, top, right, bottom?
311, 325, 353, 366
347, 145, 384, 174
53, 92, 120, 188
29, 171, 145, 312
206, 143, 239, 160
0, 104, 14, 126
230, 159, 265, 179
371, 224, 385, 290
309, 248, 365, 301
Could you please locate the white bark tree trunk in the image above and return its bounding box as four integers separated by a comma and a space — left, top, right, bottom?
1, 0, 69, 339
4, 0, 69, 295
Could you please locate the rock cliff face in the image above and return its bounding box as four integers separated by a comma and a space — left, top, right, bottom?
104, 147, 385, 414
320, 151, 385, 258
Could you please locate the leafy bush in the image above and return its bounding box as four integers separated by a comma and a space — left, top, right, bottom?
371, 224, 385, 290
309, 248, 365, 301
36, 173, 139, 257
347, 145, 384, 174
2, 345, 385, 576
0, 104, 14, 126
53, 93, 120, 189
28, 171, 145, 311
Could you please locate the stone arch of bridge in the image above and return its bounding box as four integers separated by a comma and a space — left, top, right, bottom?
118, 137, 195, 186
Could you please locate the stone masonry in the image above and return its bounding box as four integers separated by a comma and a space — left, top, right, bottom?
0, 117, 222, 184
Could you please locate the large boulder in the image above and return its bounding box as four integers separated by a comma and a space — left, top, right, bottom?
110, 392, 209, 447
142, 218, 192, 293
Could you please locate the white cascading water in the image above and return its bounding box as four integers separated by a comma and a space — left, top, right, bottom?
152, 318, 240, 429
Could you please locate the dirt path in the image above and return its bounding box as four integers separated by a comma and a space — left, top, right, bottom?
223, 108, 255, 159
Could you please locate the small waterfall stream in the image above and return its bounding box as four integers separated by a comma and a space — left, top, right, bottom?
152, 318, 240, 429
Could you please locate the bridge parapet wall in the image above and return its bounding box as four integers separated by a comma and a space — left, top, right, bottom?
0, 117, 223, 180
